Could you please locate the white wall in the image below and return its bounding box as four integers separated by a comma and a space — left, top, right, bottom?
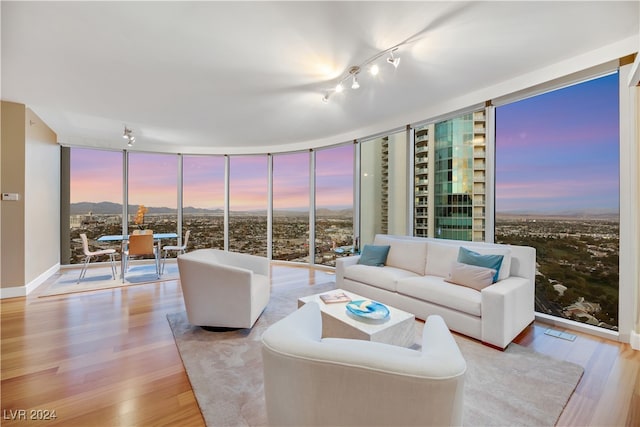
24, 109, 59, 285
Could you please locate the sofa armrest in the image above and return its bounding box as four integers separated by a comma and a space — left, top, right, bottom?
480, 276, 535, 349
335, 255, 361, 285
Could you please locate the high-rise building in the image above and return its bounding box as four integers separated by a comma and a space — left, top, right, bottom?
414, 110, 486, 241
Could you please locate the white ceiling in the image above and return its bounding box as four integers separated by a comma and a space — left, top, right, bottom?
2, 1, 638, 155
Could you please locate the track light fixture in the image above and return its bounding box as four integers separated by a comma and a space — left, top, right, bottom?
123, 126, 135, 146
321, 45, 403, 103
386, 48, 400, 68
350, 66, 360, 89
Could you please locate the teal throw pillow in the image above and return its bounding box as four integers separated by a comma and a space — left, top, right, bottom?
358, 244, 391, 267
457, 246, 503, 283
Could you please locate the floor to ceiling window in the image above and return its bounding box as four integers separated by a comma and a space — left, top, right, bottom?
183, 155, 225, 251
229, 155, 268, 256
127, 152, 179, 240
360, 130, 408, 246
495, 72, 620, 331
272, 152, 310, 262
414, 109, 486, 241
315, 144, 354, 266
68, 148, 122, 264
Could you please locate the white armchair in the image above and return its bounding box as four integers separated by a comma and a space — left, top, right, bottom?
177, 249, 270, 329
261, 302, 467, 427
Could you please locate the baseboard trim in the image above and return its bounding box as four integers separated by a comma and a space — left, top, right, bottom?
0, 285, 27, 299
631, 330, 640, 351
0, 263, 59, 299
535, 312, 619, 341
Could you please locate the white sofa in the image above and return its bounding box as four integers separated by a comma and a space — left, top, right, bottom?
262, 301, 467, 426
177, 249, 270, 329
336, 234, 536, 349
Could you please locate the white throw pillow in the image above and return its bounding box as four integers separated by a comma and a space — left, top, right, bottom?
374, 236, 428, 275
425, 241, 460, 278
445, 262, 496, 291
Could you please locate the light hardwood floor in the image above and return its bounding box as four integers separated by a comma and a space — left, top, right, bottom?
1, 263, 638, 426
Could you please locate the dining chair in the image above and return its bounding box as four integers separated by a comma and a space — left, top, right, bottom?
123, 234, 160, 278
162, 230, 190, 274
78, 233, 118, 283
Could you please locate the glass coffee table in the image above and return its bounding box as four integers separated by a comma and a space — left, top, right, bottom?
298, 288, 415, 347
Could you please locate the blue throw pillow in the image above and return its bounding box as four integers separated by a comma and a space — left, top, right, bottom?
358, 245, 391, 267
457, 246, 503, 283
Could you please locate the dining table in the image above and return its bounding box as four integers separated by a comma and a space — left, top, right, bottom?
98, 232, 178, 281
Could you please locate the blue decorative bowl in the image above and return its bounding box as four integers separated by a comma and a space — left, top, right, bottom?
346, 300, 390, 320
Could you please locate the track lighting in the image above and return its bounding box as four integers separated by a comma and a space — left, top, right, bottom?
123, 126, 135, 146
321, 45, 403, 103
386, 48, 400, 68
350, 66, 360, 89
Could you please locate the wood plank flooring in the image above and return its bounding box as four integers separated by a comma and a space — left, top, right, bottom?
1, 263, 638, 426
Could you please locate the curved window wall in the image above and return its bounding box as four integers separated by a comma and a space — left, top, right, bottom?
183, 155, 225, 251
229, 155, 268, 256
413, 109, 486, 241
495, 72, 620, 331
69, 147, 122, 264
359, 129, 409, 247
127, 152, 178, 236
63, 64, 633, 341
315, 145, 355, 266
272, 152, 310, 262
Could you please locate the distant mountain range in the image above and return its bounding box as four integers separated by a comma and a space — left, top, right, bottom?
70, 202, 352, 217
496, 209, 619, 221
72, 202, 616, 220
70, 201, 218, 215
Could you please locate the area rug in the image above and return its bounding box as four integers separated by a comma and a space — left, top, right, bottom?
167, 282, 584, 427
40, 262, 179, 297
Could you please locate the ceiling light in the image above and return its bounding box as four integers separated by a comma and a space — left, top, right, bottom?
123, 126, 135, 146
320, 44, 405, 103
387, 48, 400, 68
349, 66, 360, 90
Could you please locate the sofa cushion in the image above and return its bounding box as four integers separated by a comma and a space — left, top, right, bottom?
397, 275, 482, 317
460, 246, 512, 281
425, 241, 460, 278
445, 261, 496, 291
374, 236, 429, 275
457, 247, 503, 283
344, 264, 420, 292
358, 244, 390, 267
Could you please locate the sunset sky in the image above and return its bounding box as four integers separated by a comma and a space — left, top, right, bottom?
71, 144, 354, 211
71, 73, 619, 215
495, 72, 619, 214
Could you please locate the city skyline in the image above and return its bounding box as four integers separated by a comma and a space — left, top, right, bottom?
72, 73, 619, 215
